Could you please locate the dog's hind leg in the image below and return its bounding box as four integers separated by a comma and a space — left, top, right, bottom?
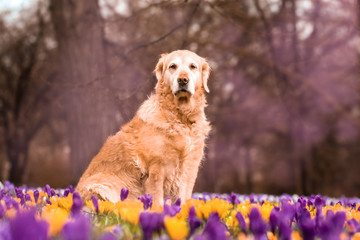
76, 173, 127, 203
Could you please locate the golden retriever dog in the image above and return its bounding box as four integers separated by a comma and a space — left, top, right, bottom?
76, 50, 211, 205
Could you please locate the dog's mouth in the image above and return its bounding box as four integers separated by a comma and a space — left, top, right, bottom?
174, 89, 191, 103
174, 87, 194, 97
175, 89, 190, 95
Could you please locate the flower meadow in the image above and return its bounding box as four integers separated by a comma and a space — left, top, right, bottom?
0, 182, 360, 240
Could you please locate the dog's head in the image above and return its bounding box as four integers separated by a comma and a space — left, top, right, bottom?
154, 50, 210, 100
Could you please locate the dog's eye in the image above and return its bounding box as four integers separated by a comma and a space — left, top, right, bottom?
169, 64, 177, 70
190, 64, 197, 70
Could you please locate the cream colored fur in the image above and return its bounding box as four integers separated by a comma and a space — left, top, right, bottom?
76, 50, 211, 205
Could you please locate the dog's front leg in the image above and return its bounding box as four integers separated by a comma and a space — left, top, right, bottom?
179, 149, 204, 202
144, 163, 164, 206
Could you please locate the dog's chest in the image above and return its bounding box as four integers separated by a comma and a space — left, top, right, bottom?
167, 131, 190, 163
169, 124, 203, 154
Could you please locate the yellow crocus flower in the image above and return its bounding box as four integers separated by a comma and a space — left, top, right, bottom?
206, 198, 233, 219
198, 202, 212, 219
164, 216, 189, 240
267, 231, 278, 240
41, 207, 69, 236
352, 232, 360, 240
49, 194, 73, 211
291, 231, 303, 240
117, 206, 141, 225
260, 201, 273, 220
237, 203, 250, 217
85, 200, 96, 212
115, 199, 143, 225
5, 208, 17, 219
98, 200, 115, 214
225, 210, 238, 232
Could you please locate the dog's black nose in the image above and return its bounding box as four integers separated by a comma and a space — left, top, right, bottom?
178, 77, 189, 87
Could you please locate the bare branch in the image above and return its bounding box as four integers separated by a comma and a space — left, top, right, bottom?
125, 0, 202, 55
125, 23, 184, 55
179, 0, 201, 48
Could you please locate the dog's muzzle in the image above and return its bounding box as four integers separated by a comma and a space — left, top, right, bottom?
174, 76, 191, 96
178, 76, 188, 88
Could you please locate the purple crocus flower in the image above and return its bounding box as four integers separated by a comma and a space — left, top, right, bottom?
278, 218, 291, 240
249, 208, 267, 240
99, 225, 123, 240
200, 212, 227, 240
280, 200, 296, 224
0, 221, 11, 240
68, 185, 75, 193
138, 194, 153, 210
100, 233, 116, 240
64, 188, 70, 197
120, 188, 129, 201
298, 217, 316, 240
163, 203, 181, 217
273, 205, 280, 212
194, 235, 207, 240
71, 192, 83, 216
307, 198, 314, 208
62, 214, 92, 240
330, 211, 346, 232
269, 208, 279, 233
314, 195, 325, 209
315, 203, 323, 231
0, 203, 5, 218
15, 187, 27, 206
230, 192, 240, 205
10, 210, 49, 240
33, 190, 40, 203
249, 195, 256, 204
44, 184, 52, 197
91, 195, 99, 213
3, 195, 11, 209
296, 206, 311, 224
298, 197, 307, 209
326, 209, 335, 219
0, 189, 6, 200
24, 193, 31, 203
139, 212, 164, 240
236, 211, 246, 234
4, 196, 19, 211
189, 206, 202, 236
15, 188, 23, 199
347, 219, 360, 236
318, 210, 346, 240
4, 181, 14, 192
174, 198, 181, 206
112, 225, 123, 237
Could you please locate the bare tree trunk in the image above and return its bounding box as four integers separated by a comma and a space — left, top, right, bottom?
5, 121, 30, 185
244, 146, 253, 193
49, 0, 116, 185
7, 143, 29, 185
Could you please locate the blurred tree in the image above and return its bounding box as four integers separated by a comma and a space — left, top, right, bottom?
49, 0, 118, 184
0, 6, 51, 184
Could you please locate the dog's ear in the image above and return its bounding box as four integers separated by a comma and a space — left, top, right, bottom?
202, 59, 211, 93
154, 53, 168, 81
